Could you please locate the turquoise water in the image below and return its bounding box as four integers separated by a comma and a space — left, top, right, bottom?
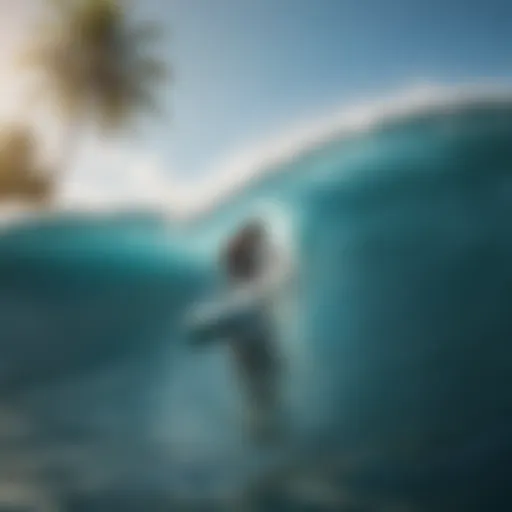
0, 99, 512, 510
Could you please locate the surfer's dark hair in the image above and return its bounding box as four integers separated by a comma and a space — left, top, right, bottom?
223, 219, 266, 281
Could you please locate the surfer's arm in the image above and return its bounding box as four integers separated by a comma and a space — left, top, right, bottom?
184, 299, 230, 346
184, 288, 263, 346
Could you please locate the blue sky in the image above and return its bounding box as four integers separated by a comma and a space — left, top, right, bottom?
138, 0, 512, 179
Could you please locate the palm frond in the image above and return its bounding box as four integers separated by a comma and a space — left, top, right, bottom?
128, 21, 167, 45
131, 57, 170, 83
47, 0, 80, 15
48, 0, 78, 9
22, 0, 169, 131
128, 83, 165, 118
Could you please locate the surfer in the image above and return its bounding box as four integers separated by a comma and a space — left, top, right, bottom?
187, 216, 291, 443
221, 219, 285, 441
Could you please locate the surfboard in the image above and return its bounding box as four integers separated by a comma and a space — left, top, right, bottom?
185, 287, 268, 345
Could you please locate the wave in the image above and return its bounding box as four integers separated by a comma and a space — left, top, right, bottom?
0, 83, 512, 509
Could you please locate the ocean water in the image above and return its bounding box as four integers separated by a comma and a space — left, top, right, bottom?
0, 93, 512, 510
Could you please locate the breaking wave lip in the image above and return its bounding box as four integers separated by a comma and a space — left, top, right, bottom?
176, 82, 512, 220
2, 82, 512, 229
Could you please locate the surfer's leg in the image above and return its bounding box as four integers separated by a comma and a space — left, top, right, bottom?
233, 337, 282, 442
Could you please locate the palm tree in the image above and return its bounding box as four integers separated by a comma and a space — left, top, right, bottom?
0, 125, 52, 205
20, 0, 169, 184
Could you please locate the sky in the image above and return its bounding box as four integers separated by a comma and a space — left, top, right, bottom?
158, 0, 512, 177
1, 0, 512, 212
